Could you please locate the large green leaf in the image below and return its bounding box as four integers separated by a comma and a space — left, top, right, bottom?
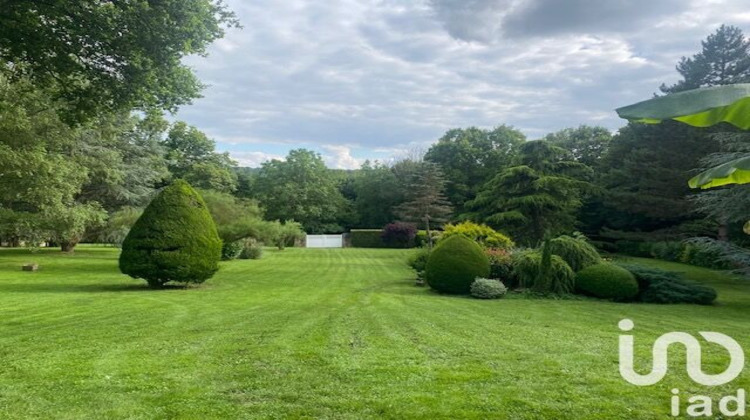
616, 84, 750, 129
688, 155, 750, 189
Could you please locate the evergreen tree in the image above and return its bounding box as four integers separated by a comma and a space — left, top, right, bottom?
119, 180, 221, 288
661, 25, 750, 93
469, 141, 591, 246
600, 25, 749, 240
395, 162, 452, 247
689, 132, 750, 241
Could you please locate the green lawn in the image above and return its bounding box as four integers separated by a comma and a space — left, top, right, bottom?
0, 247, 748, 419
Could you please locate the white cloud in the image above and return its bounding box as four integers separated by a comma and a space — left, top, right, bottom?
229, 151, 284, 167
172, 0, 750, 167
321, 145, 363, 170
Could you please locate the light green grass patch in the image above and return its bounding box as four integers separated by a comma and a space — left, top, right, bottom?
0, 247, 747, 419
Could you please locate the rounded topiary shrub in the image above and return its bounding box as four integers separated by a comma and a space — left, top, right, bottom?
575, 263, 639, 301
548, 235, 601, 272
470, 278, 507, 299
221, 240, 244, 260
425, 235, 490, 294
119, 180, 222, 288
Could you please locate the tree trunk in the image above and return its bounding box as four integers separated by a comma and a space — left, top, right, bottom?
60, 240, 78, 253
425, 216, 432, 249
718, 223, 729, 242
718, 215, 729, 242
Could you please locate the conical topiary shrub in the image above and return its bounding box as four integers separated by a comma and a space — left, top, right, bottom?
425, 235, 490, 294
119, 180, 222, 288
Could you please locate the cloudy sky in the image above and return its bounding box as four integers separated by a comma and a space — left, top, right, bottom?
176, 0, 750, 169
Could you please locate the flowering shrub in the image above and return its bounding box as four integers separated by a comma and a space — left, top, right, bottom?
442, 221, 513, 249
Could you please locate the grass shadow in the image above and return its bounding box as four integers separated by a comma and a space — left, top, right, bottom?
0, 282, 188, 293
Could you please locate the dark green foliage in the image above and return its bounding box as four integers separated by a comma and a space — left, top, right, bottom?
253, 149, 348, 233
618, 264, 717, 305
543, 125, 613, 168
470, 278, 507, 299
684, 237, 750, 274
661, 25, 750, 93
614, 240, 653, 257
0, 1, 238, 122
548, 235, 602, 272
599, 121, 719, 233
221, 240, 244, 261
649, 241, 685, 262
164, 123, 238, 193
613, 239, 734, 271
468, 140, 592, 245
511, 250, 574, 294
407, 248, 431, 273
424, 126, 525, 211
351, 229, 423, 249
575, 263, 638, 301
425, 235, 490, 294
352, 161, 403, 228
350, 230, 388, 248
119, 180, 221, 287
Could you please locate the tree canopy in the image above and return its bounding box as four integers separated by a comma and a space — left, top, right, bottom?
0, 0, 238, 122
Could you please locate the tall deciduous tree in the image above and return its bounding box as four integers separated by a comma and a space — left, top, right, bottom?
253, 149, 348, 233
543, 125, 612, 168
352, 161, 403, 228
0, 1, 238, 122
424, 126, 525, 212
395, 162, 452, 247
469, 141, 592, 245
163, 122, 238, 193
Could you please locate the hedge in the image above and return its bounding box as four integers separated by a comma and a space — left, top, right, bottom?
350, 229, 433, 248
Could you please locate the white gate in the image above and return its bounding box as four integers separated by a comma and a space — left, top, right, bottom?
305, 234, 343, 248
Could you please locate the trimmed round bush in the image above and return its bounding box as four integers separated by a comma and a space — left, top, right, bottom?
575, 263, 639, 301
548, 235, 601, 272
119, 180, 222, 288
425, 235, 490, 294
221, 240, 244, 260
470, 278, 507, 299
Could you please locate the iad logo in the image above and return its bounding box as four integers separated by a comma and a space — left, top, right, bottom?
618, 319, 746, 417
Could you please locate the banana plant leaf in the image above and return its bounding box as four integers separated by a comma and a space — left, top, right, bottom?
616, 84, 750, 129
617, 83, 750, 190
688, 155, 750, 189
